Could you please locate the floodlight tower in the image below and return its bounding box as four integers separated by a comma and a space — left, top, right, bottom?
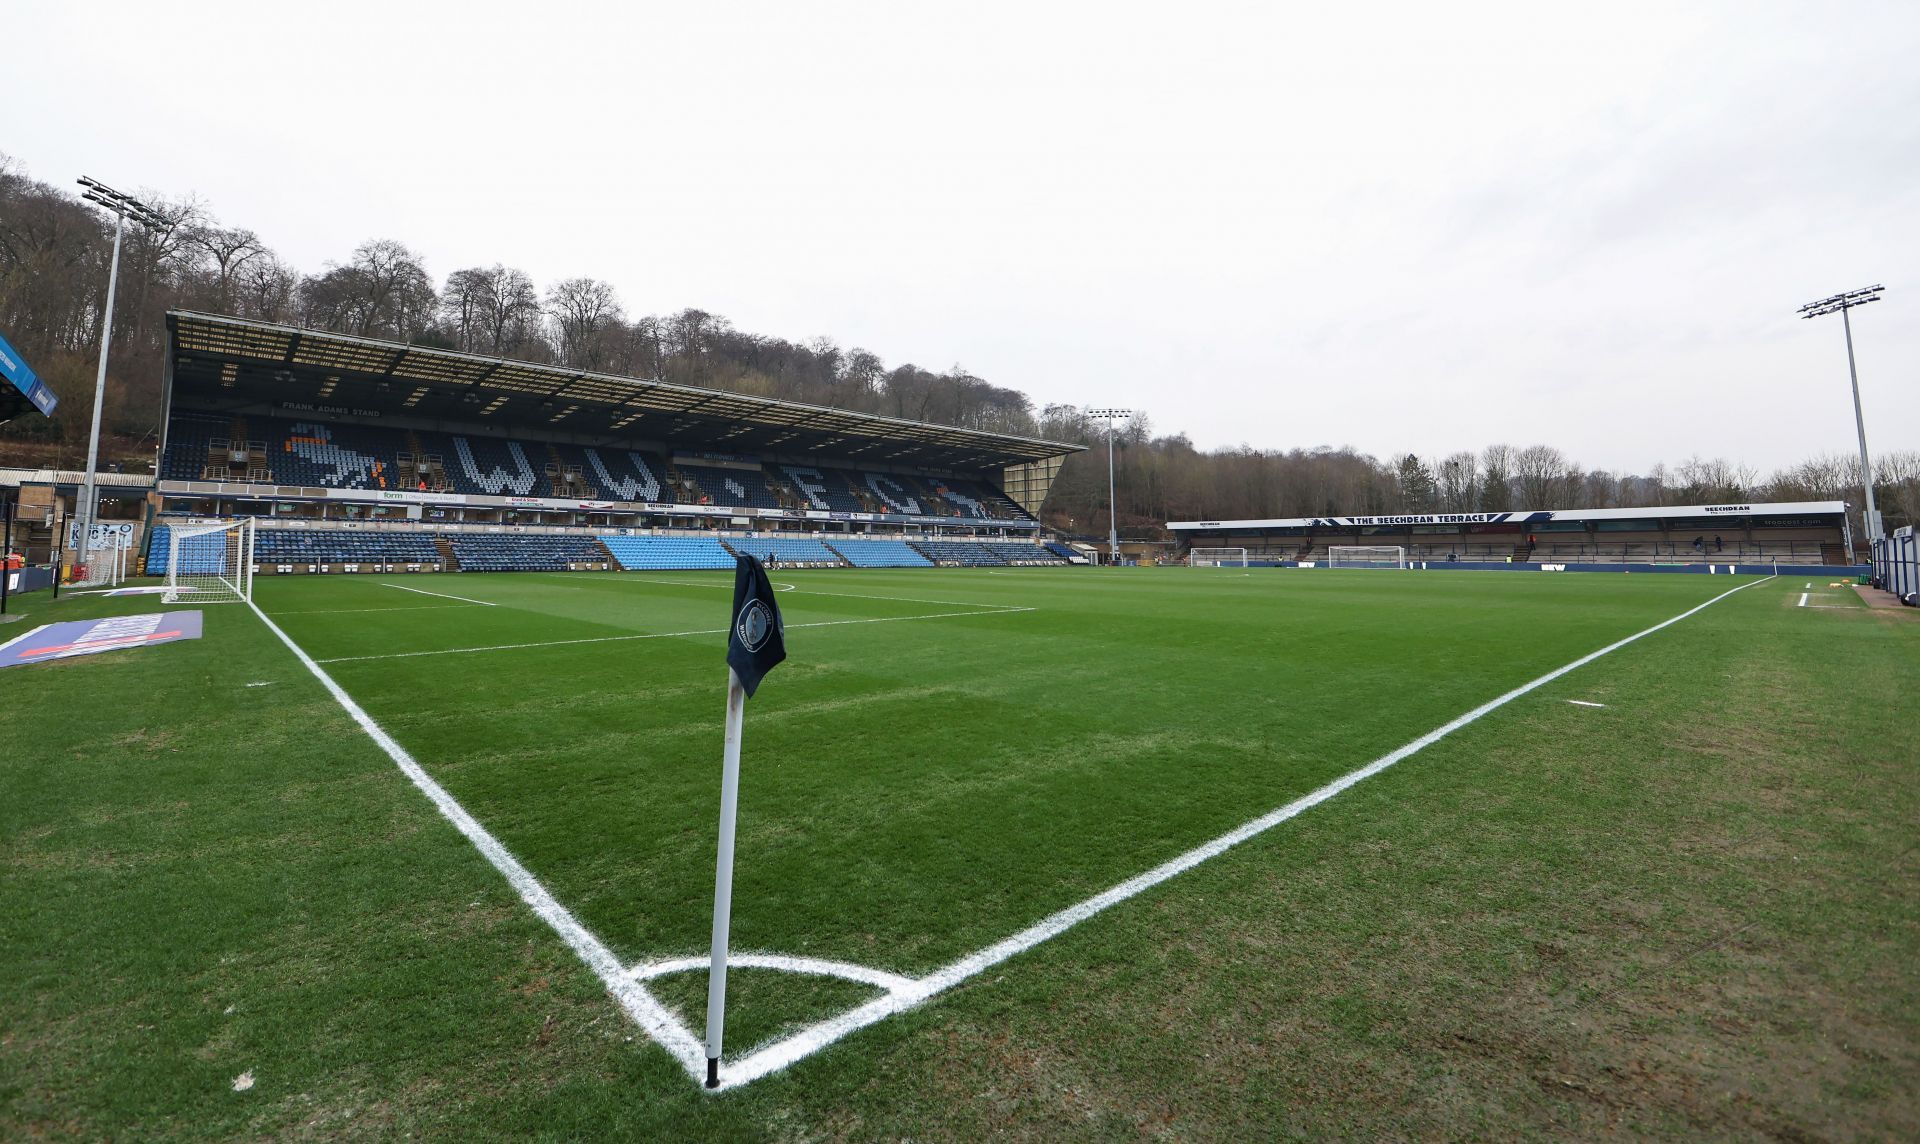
73, 176, 167, 565
1086, 407, 1134, 565
1798, 285, 1885, 543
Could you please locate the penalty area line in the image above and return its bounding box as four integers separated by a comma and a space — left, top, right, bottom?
379, 582, 498, 606
700, 574, 1776, 1091
313, 606, 1037, 664
243, 598, 710, 1084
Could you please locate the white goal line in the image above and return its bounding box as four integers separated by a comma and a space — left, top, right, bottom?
252, 570, 1774, 1093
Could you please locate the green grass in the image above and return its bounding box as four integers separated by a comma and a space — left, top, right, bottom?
2, 567, 1914, 1139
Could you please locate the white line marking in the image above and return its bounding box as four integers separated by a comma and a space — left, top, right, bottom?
380, 582, 497, 606
1799, 592, 1809, 607
1566, 700, 1607, 708
261, 570, 1774, 1094
0, 624, 50, 655
313, 607, 1035, 664
630, 953, 917, 995
244, 598, 710, 1084
697, 574, 1776, 1090
268, 604, 487, 615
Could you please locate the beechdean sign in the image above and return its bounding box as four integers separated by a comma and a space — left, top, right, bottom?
1312, 512, 1515, 527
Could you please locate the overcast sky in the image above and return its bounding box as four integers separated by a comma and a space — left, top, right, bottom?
5, 0, 1915, 474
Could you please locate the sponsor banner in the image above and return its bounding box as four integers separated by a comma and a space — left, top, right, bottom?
67, 522, 135, 550
0, 329, 56, 416
281, 400, 381, 419
804, 510, 831, 520
672, 450, 762, 471
325, 488, 469, 506
0, 611, 203, 669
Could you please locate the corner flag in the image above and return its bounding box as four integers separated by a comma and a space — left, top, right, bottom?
725, 553, 785, 698
707, 553, 786, 1087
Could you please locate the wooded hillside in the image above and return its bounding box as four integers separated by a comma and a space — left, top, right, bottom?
2, 153, 1912, 537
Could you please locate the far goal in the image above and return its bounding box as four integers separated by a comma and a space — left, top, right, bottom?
1327, 545, 1407, 569
164, 518, 255, 604
1189, 547, 1249, 568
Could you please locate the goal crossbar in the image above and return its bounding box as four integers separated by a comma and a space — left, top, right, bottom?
1327, 545, 1407, 569
1189, 547, 1249, 568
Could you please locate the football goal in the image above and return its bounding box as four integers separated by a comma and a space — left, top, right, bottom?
1327, 545, 1407, 569
1189, 547, 1249, 568
164, 518, 255, 604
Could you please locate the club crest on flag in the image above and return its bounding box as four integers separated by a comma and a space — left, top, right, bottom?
735, 598, 776, 652
725, 553, 786, 698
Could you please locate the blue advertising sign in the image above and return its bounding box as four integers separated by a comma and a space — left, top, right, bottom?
0, 611, 203, 669
0, 329, 56, 417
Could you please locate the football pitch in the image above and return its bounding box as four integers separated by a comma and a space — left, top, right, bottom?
5, 568, 1916, 1138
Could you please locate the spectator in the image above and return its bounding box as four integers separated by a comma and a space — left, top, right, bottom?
1714, 535, 1724, 552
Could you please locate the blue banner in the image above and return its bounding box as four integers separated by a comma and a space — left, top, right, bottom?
0, 329, 56, 416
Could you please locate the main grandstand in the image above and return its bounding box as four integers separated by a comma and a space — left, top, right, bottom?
1170, 502, 1860, 573
144, 312, 1085, 575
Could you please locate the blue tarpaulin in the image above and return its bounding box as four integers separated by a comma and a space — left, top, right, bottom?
0, 329, 56, 422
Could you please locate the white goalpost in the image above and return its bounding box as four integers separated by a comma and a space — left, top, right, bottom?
1189, 547, 1249, 568
164, 518, 255, 604
1327, 545, 1407, 569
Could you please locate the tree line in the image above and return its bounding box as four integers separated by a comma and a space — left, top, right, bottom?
1, 152, 1911, 538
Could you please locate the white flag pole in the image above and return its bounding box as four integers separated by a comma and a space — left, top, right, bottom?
705, 666, 748, 1088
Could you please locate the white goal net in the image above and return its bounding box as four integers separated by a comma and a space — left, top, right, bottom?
1327, 545, 1407, 569
164, 518, 255, 604
1189, 547, 1249, 568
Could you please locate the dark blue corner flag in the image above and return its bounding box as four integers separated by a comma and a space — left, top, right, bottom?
725, 553, 786, 698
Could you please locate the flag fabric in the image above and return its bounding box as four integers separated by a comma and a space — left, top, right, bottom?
726, 553, 786, 698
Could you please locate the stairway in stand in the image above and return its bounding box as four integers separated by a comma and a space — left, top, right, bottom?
434, 536, 461, 571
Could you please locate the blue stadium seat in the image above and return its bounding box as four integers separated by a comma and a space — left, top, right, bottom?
827, 539, 935, 568
599, 535, 737, 570
727, 537, 845, 566
911, 540, 1009, 566
448, 534, 606, 571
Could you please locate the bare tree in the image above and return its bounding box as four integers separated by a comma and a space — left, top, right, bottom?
1513, 444, 1573, 507
1435, 450, 1479, 511
545, 277, 624, 368
186, 226, 269, 313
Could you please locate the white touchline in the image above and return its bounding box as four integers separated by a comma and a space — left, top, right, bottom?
379, 582, 498, 606
0, 624, 49, 655
245, 599, 712, 1084
313, 606, 1035, 664
1566, 700, 1607, 708
258, 572, 1772, 1094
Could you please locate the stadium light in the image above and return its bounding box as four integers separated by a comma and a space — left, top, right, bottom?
1799, 285, 1885, 543
73, 175, 166, 567
1086, 407, 1134, 565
